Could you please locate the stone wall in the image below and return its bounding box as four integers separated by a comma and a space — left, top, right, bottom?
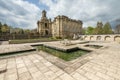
79, 34, 120, 42
0, 34, 43, 40
52, 15, 82, 38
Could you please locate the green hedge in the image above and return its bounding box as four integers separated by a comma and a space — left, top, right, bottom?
9, 38, 61, 44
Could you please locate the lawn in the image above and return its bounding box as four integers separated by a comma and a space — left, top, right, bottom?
9, 38, 61, 44
37, 46, 90, 61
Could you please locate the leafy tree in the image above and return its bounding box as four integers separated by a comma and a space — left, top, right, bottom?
93, 22, 103, 34
0, 22, 2, 33
18, 28, 24, 34
94, 27, 103, 34
21, 29, 24, 34
3, 23, 8, 27
86, 26, 95, 35
1, 23, 9, 33
103, 22, 113, 34
11, 28, 24, 34
0, 22, 35, 35
24, 29, 31, 34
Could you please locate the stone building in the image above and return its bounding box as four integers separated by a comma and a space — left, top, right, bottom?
37, 10, 52, 37
37, 10, 83, 38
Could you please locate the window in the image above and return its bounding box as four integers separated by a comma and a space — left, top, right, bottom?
45, 23, 47, 28
45, 30, 48, 35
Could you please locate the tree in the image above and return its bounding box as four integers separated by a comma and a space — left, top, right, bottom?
24, 29, 31, 34
93, 22, 103, 34
94, 28, 103, 34
86, 26, 95, 35
3, 23, 8, 27
11, 28, 24, 34
1, 23, 9, 33
0, 22, 2, 33
21, 29, 24, 34
18, 28, 24, 34
103, 22, 113, 34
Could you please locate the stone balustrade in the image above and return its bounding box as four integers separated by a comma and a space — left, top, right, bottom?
78, 34, 120, 42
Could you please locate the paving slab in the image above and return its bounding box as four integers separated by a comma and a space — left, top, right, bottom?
0, 44, 36, 55
0, 41, 120, 80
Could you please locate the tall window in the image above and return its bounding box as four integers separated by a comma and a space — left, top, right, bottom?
45, 23, 47, 28
45, 30, 48, 35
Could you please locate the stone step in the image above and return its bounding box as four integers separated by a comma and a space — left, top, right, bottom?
0, 44, 36, 55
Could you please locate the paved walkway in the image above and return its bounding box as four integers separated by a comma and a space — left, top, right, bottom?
0, 42, 120, 80
0, 41, 9, 45
0, 44, 35, 54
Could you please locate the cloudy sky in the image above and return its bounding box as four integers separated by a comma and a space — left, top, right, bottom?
0, 0, 120, 29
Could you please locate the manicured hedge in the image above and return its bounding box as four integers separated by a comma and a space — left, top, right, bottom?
9, 38, 61, 44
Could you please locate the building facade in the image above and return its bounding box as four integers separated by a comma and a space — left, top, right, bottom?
37, 10, 83, 38
37, 10, 52, 37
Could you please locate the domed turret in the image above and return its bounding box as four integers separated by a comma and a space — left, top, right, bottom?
42, 10, 47, 19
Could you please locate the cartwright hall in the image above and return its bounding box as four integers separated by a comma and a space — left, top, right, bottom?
37, 10, 83, 38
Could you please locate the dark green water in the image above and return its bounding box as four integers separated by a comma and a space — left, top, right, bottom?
37, 46, 91, 61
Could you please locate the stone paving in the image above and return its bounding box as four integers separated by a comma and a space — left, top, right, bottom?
0, 44, 35, 54
0, 41, 120, 80
0, 41, 9, 45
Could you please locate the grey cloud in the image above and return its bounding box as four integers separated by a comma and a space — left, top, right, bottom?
0, 0, 40, 29
0, 0, 29, 16
0, 0, 120, 29
0, 0, 12, 11
40, 0, 120, 28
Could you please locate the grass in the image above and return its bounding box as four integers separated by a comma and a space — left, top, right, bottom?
9, 38, 62, 44
37, 46, 90, 61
